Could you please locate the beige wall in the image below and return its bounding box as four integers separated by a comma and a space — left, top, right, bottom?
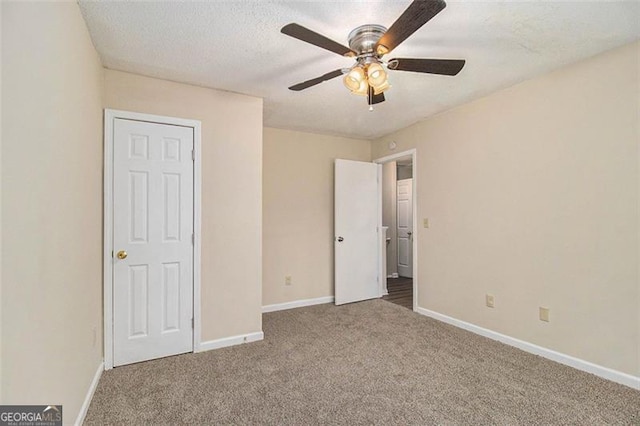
0, 1, 4, 403
104, 70, 263, 342
262, 128, 370, 306
372, 41, 640, 376
382, 162, 398, 276
1, 1, 104, 421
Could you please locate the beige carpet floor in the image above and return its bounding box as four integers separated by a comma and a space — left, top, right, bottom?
85, 299, 639, 425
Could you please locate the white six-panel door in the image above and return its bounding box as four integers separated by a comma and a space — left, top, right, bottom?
335, 159, 381, 305
113, 118, 194, 366
397, 178, 413, 278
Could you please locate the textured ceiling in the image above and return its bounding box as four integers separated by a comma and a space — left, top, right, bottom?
79, 1, 640, 140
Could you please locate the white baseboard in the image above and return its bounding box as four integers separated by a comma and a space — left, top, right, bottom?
198, 331, 264, 352
74, 360, 104, 426
415, 307, 640, 390
262, 296, 334, 313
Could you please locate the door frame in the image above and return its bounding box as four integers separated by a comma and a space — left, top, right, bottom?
103, 109, 202, 370
373, 149, 418, 311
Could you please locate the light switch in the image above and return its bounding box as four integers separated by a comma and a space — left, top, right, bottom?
486, 294, 495, 308
423, 218, 429, 228
539, 307, 550, 322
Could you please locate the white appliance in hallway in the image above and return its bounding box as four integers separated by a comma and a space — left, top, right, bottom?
334, 159, 381, 305
112, 118, 195, 366
396, 178, 413, 278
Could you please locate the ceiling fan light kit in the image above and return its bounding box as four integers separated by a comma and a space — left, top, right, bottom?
367, 62, 388, 88
343, 63, 390, 96
343, 24, 392, 108
343, 25, 391, 105
343, 66, 367, 94
281, 0, 466, 110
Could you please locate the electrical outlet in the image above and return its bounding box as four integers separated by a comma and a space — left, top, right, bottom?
486, 294, 495, 308
539, 307, 550, 322
285, 276, 292, 286
423, 218, 429, 228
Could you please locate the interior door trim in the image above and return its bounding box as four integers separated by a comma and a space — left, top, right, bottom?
373, 148, 418, 311
103, 109, 202, 370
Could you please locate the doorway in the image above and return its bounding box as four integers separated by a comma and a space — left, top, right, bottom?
375, 150, 417, 311
103, 109, 202, 369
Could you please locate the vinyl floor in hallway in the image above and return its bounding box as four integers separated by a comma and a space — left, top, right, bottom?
382, 276, 412, 309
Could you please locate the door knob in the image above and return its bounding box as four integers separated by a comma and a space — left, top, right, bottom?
337, 236, 344, 242
407, 232, 412, 236
117, 250, 128, 260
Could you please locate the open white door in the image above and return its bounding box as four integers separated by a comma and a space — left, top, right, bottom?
335, 159, 381, 305
397, 178, 413, 278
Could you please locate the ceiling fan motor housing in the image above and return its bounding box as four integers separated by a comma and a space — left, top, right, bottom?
347, 24, 387, 57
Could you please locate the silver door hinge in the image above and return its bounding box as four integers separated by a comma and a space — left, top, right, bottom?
192, 150, 195, 161
192, 233, 195, 245
111, 250, 114, 258
191, 318, 194, 329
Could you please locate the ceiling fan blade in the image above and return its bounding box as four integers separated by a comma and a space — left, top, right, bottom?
388, 58, 465, 75
375, 0, 447, 55
281, 23, 356, 57
368, 86, 386, 105
288, 69, 344, 91
372, 92, 385, 104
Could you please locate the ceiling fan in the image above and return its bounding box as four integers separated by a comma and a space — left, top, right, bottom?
281, 0, 465, 110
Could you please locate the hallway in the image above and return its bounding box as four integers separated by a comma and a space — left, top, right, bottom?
382, 277, 413, 310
